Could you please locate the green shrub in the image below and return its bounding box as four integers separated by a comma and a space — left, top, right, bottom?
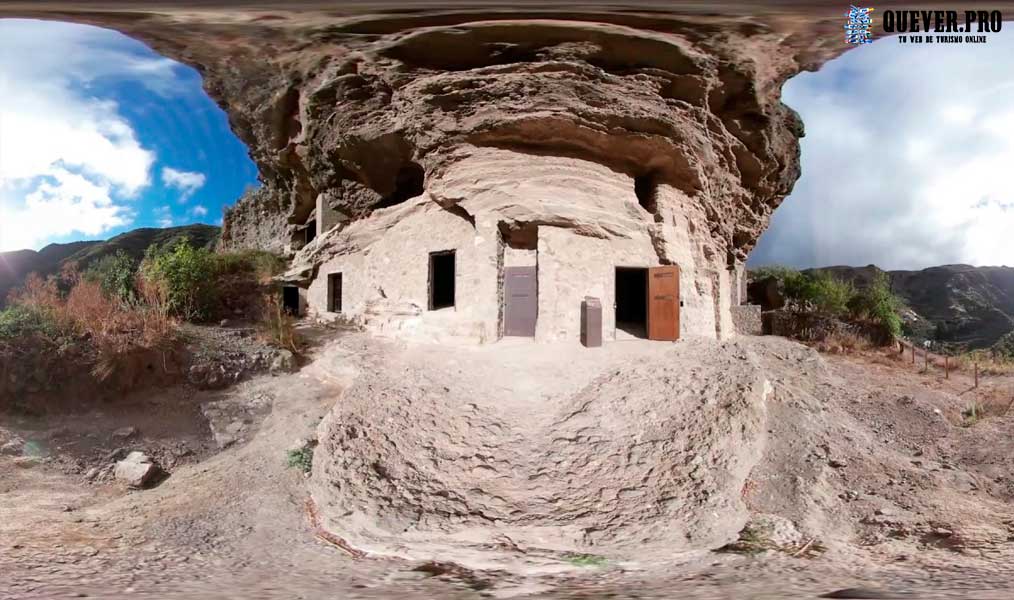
750, 265, 800, 282
752, 265, 903, 343
140, 239, 218, 321
848, 272, 902, 339
802, 272, 854, 316
565, 554, 607, 568
0, 305, 68, 342
83, 250, 138, 304
286, 445, 314, 473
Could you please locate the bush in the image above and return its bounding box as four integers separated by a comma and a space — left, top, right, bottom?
801, 272, 854, 316
84, 250, 138, 304
755, 267, 853, 316
286, 445, 314, 473
141, 240, 218, 321
848, 272, 902, 339
752, 266, 904, 344
0, 304, 70, 345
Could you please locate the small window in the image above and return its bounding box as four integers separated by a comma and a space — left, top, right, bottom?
428, 250, 456, 310
305, 220, 317, 244
328, 273, 343, 313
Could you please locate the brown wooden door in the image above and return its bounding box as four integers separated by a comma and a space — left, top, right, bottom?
648, 266, 680, 341
504, 266, 537, 337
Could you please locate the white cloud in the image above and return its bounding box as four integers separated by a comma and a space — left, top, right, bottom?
154, 206, 174, 228
751, 28, 1014, 270
161, 167, 206, 202
0, 19, 184, 251
191, 204, 208, 217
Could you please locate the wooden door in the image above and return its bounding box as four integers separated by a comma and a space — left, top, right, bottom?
504, 266, 537, 337
648, 266, 680, 341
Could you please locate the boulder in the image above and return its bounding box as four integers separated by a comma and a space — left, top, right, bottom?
270, 350, 297, 373
114, 451, 160, 488
1, 438, 24, 456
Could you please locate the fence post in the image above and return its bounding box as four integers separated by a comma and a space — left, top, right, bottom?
975, 363, 979, 388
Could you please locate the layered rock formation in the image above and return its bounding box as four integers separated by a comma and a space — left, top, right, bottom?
0, 2, 858, 341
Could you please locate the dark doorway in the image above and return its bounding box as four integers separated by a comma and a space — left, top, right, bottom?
305, 221, 317, 244
615, 267, 648, 338
428, 250, 456, 310
504, 266, 537, 336
282, 286, 300, 316
328, 273, 343, 313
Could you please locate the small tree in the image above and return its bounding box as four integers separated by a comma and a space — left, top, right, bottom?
849, 271, 902, 339
84, 250, 138, 304
140, 239, 217, 321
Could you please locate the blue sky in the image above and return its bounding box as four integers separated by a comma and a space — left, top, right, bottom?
751, 26, 1014, 269
0, 19, 259, 252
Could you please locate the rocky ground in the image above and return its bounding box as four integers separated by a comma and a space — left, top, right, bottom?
3, 329, 1014, 599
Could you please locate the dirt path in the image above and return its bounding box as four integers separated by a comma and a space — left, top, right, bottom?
4, 332, 1014, 599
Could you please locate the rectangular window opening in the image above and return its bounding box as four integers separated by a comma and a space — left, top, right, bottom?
328, 273, 343, 313
428, 250, 456, 310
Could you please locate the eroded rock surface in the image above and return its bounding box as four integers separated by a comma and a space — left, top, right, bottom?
310, 337, 771, 565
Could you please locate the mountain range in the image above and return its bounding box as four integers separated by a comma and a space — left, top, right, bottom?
0, 225, 219, 306
814, 264, 1014, 352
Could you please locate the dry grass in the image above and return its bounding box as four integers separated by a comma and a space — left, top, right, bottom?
259, 293, 302, 354
961, 387, 1014, 427
6, 270, 178, 383
955, 351, 1014, 376
811, 330, 873, 355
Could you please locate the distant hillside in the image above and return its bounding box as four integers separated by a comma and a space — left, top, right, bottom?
811, 264, 1014, 351
0, 225, 219, 305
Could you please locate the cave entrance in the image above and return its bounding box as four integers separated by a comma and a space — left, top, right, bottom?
282, 286, 301, 316
305, 220, 317, 244
428, 250, 456, 310
615, 267, 648, 339
615, 267, 681, 341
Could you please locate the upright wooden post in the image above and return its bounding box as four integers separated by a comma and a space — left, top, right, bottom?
975, 363, 979, 388
912, 345, 916, 364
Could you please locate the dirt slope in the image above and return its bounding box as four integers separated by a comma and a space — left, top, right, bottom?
4, 331, 1014, 599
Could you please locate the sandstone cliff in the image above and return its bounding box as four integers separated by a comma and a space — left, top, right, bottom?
0, 3, 858, 260
0, 2, 960, 342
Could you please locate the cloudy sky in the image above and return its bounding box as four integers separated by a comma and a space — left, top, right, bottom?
0, 19, 258, 252
750, 27, 1014, 270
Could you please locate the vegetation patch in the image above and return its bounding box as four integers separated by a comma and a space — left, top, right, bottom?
564, 553, 608, 568
751, 267, 903, 345
287, 445, 314, 473
1, 240, 293, 405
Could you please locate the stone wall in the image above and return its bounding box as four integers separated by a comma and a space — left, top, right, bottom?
300, 149, 738, 344
731, 304, 762, 336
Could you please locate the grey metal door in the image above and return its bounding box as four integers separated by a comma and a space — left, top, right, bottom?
504, 266, 537, 337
